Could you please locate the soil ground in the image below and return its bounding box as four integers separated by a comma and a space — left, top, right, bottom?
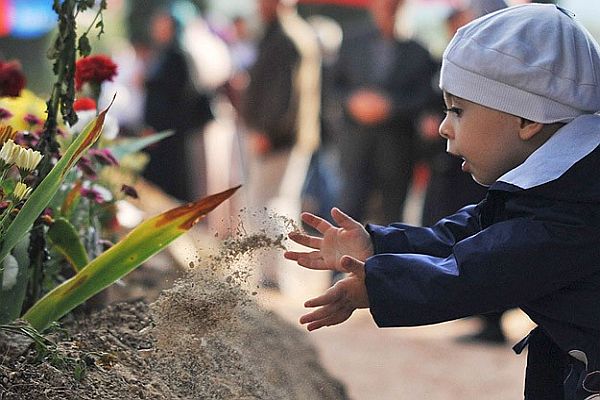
0, 266, 347, 400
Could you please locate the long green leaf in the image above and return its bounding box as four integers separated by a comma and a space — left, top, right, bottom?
107, 130, 174, 161
23, 185, 240, 331
48, 217, 89, 272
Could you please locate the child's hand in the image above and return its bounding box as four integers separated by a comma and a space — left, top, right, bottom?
284, 207, 374, 272
300, 255, 369, 331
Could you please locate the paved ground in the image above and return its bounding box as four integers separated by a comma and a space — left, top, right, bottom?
259, 289, 534, 400
247, 185, 534, 400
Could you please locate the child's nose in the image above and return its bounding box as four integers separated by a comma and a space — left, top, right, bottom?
438, 117, 453, 140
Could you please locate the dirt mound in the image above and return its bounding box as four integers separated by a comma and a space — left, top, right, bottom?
0, 212, 346, 399
0, 294, 346, 399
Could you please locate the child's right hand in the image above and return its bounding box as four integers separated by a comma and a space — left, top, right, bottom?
284, 207, 374, 272
299, 255, 369, 331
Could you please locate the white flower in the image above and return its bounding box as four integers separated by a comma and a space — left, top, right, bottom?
13, 181, 32, 201
1, 254, 19, 290
0, 139, 20, 165
14, 146, 43, 172
0, 139, 43, 172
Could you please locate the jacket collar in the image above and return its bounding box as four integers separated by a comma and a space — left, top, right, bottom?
493, 114, 600, 191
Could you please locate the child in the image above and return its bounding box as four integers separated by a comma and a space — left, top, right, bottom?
284, 4, 600, 399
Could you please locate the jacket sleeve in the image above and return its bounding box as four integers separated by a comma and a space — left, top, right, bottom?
366, 204, 480, 258
365, 216, 600, 327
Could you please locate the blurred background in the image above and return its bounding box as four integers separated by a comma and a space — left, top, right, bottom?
2, 0, 598, 95
1, 1, 598, 399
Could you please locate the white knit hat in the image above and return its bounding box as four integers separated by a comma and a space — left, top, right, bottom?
440, 4, 600, 123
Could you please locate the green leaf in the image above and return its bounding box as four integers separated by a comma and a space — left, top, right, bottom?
107, 130, 174, 161
48, 217, 88, 272
23, 185, 240, 332
0, 255, 28, 324
0, 234, 29, 325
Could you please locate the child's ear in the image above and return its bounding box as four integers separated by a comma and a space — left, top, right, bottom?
519, 118, 544, 141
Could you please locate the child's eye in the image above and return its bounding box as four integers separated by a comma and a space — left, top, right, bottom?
443, 107, 462, 117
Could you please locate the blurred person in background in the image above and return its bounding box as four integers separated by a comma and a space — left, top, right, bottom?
300, 15, 343, 230
225, 15, 257, 113
333, 0, 437, 225
98, 38, 151, 138
240, 0, 321, 288
142, 9, 214, 202
420, 0, 509, 345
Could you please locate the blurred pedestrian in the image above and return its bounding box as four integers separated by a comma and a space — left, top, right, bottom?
333, 0, 437, 225
222, 15, 257, 118
301, 15, 343, 226
142, 9, 213, 202
241, 0, 321, 288
419, 1, 509, 345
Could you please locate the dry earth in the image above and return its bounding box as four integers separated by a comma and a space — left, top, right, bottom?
0, 272, 347, 400
0, 219, 347, 400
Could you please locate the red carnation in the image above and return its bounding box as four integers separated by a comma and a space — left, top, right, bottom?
0, 60, 26, 97
73, 97, 97, 111
75, 55, 118, 91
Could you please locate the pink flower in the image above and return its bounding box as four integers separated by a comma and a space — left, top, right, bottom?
0, 108, 13, 120
75, 55, 118, 91
23, 113, 43, 127
77, 156, 97, 179
89, 148, 119, 166
16, 130, 40, 148
0, 60, 26, 97
120, 184, 138, 199
80, 187, 105, 204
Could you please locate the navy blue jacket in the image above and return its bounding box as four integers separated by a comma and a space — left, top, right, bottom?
365, 115, 600, 399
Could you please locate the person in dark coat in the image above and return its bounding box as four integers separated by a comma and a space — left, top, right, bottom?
332, 0, 436, 224
285, 5, 600, 399
142, 10, 213, 202
241, 0, 321, 288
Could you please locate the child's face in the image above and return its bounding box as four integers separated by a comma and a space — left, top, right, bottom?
439, 92, 528, 186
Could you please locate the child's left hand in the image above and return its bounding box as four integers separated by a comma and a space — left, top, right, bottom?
299, 255, 369, 331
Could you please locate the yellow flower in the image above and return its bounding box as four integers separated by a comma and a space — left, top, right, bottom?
0, 89, 47, 131
13, 181, 32, 201
0, 139, 20, 165
14, 146, 43, 172
0, 125, 16, 145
